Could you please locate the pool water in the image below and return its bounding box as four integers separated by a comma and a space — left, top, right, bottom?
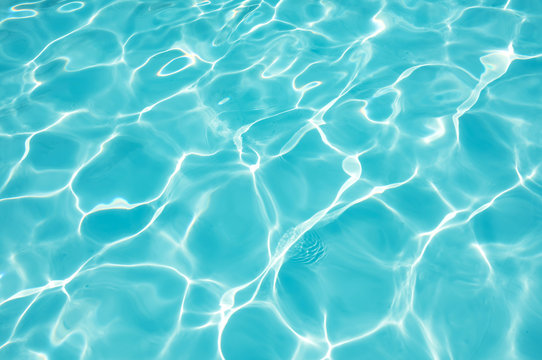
1, 0, 542, 359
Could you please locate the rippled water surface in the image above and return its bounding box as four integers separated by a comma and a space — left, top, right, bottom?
1, 0, 542, 359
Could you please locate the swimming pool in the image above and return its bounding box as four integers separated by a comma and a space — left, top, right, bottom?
1, 0, 542, 359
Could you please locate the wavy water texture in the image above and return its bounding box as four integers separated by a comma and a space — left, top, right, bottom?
1, 0, 542, 359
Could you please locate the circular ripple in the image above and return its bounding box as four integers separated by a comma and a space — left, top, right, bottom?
287, 229, 326, 265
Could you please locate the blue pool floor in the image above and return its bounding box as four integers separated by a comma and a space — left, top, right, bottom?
1, 0, 542, 359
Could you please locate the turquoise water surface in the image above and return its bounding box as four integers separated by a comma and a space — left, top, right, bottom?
1, 0, 542, 359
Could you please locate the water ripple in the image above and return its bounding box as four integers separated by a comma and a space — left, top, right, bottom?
1, 0, 542, 359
